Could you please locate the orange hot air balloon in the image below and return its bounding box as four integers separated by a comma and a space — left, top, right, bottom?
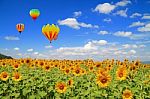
16, 23, 24, 34
29, 9, 40, 20
42, 24, 60, 43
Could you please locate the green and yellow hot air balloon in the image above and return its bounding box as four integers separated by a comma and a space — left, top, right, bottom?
42, 24, 60, 43
29, 9, 40, 20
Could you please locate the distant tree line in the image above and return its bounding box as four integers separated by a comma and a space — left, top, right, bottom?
0, 53, 13, 59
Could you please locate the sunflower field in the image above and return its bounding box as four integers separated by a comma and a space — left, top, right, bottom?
0, 58, 150, 99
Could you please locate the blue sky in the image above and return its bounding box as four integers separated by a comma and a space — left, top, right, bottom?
0, 0, 150, 61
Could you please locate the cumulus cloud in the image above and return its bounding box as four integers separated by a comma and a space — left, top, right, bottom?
142, 15, 150, 19
94, 3, 116, 14
33, 52, 39, 55
138, 23, 150, 32
122, 44, 145, 49
116, 0, 131, 7
27, 49, 33, 52
114, 31, 132, 37
4, 36, 20, 41
58, 18, 99, 29
129, 21, 145, 28
129, 50, 136, 54
130, 13, 142, 18
94, 1, 131, 14
73, 11, 82, 18
98, 31, 109, 35
114, 8, 128, 17
129, 33, 150, 40
103, 18, 112, 22
14, 47, 20, 51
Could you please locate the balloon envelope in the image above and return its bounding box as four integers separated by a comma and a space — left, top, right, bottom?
42, 24, 60, 43
16, 23, 24, 34
29, 9, 40, 20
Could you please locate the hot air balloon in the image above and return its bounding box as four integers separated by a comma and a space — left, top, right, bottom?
16, 23, 24, 34
42, 24, 60, 43
29, 9, 40, 20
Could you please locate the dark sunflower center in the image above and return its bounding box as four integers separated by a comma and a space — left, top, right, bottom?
15, 65, 19, 68
62, 66, 65, 69
3, 74, 7, 78
59, 85, 64, 90
124, 93, 130, 98
101, 78, 107, 83
15, 75, 20, 79
46, 66, 50, 70
119, 72, 123, 77
69, 81, 71, 85
66, 69, 69, 73
26, 60, 30, 63
40, 62, 44, 66
96, 64, 100, 67
75, 69, 80, 74
90, 67, 93, 70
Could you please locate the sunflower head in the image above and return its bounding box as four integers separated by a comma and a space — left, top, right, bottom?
73, 67, 82, 76
0, 71, 9, 81
122, 89, 133, 99
44, 65, 51, 71
68, 79, 74, 87
13, 63, 20, 70
12, 72, 22, 81
116, 67, 127, 81
64, 68, 70, 75
96, 73, 111, 88
55, 82, 67, 93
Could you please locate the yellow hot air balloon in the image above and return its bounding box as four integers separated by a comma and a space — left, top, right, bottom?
16, 23, 24, 34
42, 24, 60, 43
29, 9, 40, 20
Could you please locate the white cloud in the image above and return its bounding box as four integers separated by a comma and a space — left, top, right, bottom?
116, 0, 131, 7
27, 48, 33, 52
58, 18, 80, 29
114, 8, 128, 17
98, 31, 109, 35
122, 44, 142, 49
103, 18, 112, 22
138, 23, 150, 32
58, 18, 99, 29
129, 33, 150, 40
129, 50, 136, 54
94, 3, 116, 14
142, 15, 150, 19
130, 13, 142, 18
73, 11, 82, 18
45, 45, 53, 49
4, 36, 20, 41
114, 31, 132, 37
14, 47, 20, 51
33, 52, 39, 55
129, 21, 145, 27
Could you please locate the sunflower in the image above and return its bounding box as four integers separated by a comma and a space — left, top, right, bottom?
116, 67, 127, 81
0, 71, 9, 81
44, 65, 51, 71
64, 68, 70, 75
96, 73, 111, 88
89, 66, 94, 72
13, 63, 20, 70
12, 72, 22, 81
122, 89, 133, 99
55, 82, 67, 93
25, 58, 32, 64
68, 79, 74, 87
73, 67, 82, 76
